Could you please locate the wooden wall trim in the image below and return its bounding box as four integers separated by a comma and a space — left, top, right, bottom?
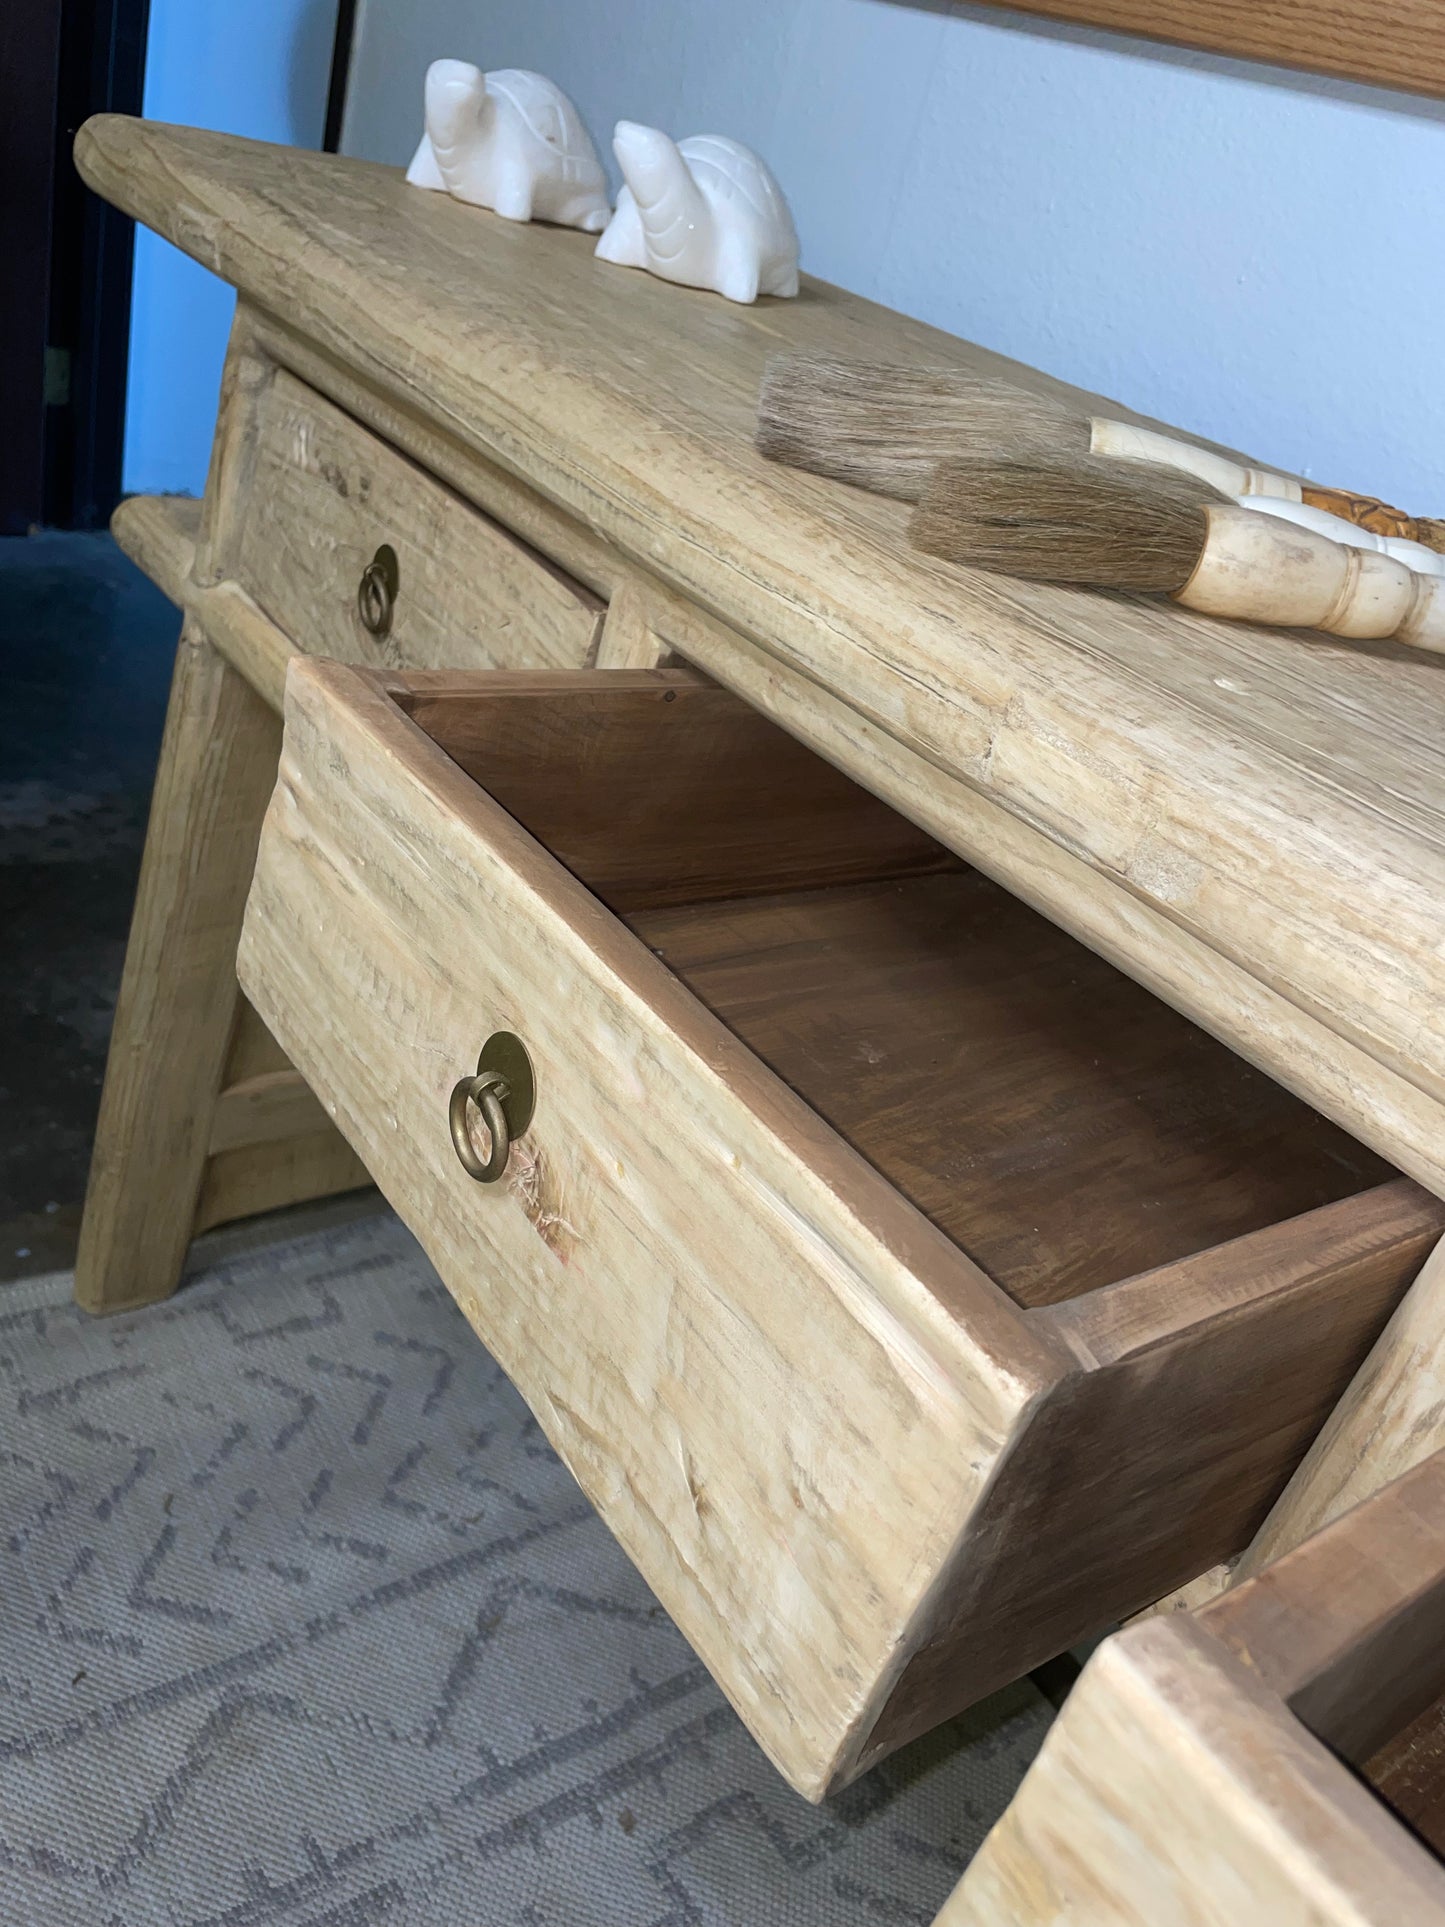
973, 1, 1445, 102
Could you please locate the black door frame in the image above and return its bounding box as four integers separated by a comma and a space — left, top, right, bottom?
323, 0, 358, 154
4, 0, 359, 535
1, 0, 67, 534
1, 0, 149, 535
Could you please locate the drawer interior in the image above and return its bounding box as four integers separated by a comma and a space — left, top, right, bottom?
1364, 1693, 1445, 1860
401, 671, 1394, 1309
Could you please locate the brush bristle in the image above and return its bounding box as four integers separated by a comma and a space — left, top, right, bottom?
755, 355, 1086, 500
910, 454, 1228, 592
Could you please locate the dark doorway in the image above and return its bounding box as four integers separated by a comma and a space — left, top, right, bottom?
1, 0, 150, 534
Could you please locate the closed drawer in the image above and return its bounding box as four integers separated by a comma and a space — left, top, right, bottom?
237, 661, 1443, 1799
229, 368, 605, 671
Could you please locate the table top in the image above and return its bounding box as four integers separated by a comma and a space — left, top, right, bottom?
77, 114, 1445, 1195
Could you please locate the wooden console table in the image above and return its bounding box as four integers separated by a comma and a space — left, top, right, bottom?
76, 116, 1445, 1801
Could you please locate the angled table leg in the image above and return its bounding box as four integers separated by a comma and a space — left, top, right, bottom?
74, 618, 282, 1314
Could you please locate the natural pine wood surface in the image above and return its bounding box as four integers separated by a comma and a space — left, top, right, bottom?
394, 668, 1392, 1306
239, 659, 1442, 1793
77, 118, 1445, 1204
632, 875, 1390, 1308
73, 623, 283, 1314
110, 492, 200, 595
939, 1452, 1445, 1923
974, 1, 1445, 104
233, 369, 605, 673
1142, 1224, 1445, 1619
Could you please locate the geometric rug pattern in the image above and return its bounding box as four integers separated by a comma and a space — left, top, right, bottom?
0, 1214, 1051, 1924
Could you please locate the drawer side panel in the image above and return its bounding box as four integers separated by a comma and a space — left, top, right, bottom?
237, 662, 1038, 1797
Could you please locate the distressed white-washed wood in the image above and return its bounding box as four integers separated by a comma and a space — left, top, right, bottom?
639, 580, 1445, 1198
239, 659, 1052, 1795
1234, 1230, 1445, 1581
194, 303, 274, 587
941, 1453, 1445, 1925
1201, 1449, 1445, 1764
592, 577, 674, 667
182, 578, 296, 713
237, 659, 1439, 1793
1145, 1227, 1445, 1619
207, 1068, 332, 1154
111, 492, 200, 602
74, 621, 282, 1314
938, 1616, 1445, 1925
75, 118, 1445, 1182
231, 368, 605, 673
244, 304, 638, 606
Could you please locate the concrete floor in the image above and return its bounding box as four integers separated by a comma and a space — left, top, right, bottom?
0, 530, 179, 1280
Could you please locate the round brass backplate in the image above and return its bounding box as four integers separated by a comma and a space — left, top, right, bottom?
476, 1031, 536, 1139
447, 1033, 536, 1184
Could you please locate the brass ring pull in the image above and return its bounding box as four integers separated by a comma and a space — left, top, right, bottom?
357, 543, 399, 639
447, 1033, 535, 1185
448, 1070, 512, 1183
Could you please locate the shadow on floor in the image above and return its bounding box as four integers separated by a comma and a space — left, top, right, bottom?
0, 528, 180, 1280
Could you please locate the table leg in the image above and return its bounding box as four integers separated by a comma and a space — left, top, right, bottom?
74, 619, 281, 1313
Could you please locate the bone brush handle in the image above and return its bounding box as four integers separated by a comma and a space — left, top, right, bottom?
1089, 419, 1303, 503
1235, 494, 1445, 577
1091, 419, 1445, 553
1173, 505, 1445, 650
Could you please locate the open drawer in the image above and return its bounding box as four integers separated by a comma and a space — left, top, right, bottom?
940, 1449, 1445, 1923
237, 662, 1444, 1799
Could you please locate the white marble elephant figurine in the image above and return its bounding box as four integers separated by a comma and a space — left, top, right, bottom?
406, 62, 611, 233
595, 121, 799, 304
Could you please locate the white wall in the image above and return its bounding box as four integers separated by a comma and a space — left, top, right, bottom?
342, 0, 1445, 509
124, 0, 338, 494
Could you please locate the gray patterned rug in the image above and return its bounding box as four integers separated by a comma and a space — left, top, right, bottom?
0, 1212, 1052, 1925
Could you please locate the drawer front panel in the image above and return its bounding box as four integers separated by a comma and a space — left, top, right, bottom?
237, 660, 1030, 1799
232, 369, 604, 671
239, 661, 1439, 1798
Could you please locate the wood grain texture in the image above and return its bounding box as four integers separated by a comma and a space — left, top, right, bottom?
207, 1068, 332, 1154
1201, 1449, 1445, 1761
238, 657, 1052, 1796
403, 667, 1392, 1304
194, 303, 274, 588
1367, 1693, 1445, 1860
243, 303, 636, 607
970, 1, 1445, 104
75, 119, 1445, 1201
238, 659, 1437, 1793
223, 994, 292, 1085
74, 622, 282, 1314
1146, 1224, 1445, 1619
396, 668, 955, 910
193, 1130, 372, 1236
632, 573, 1445, 1201
633, 874, 1390, 1308
865, 1179, 1442, 1770
110, 492, 199, 603
942, 1453, 1445, 1922
232, 368, 604, 673
938, 1617, 1445, 1925
1231, 1231, 1445, 1581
